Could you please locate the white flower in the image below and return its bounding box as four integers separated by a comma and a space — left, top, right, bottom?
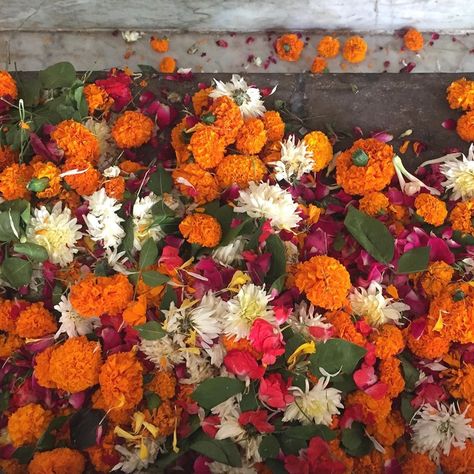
290, 301, 332, 339
133, 193, 164, 251
85, 119, 116, 170
283, 378, 343, 426
210, 74, 266, 118
440, 144, 474, 201
54, 295, 101, 338
234, 182, 301, 231
393, 155, 440, 196
140, 335, 186, 369
121, 30, 143, 43
224, 283, 275, 339
272, 135, 314, 182
105, 247, 132, 275
349, 281, 410, 327
411, 403, 474, 462
84, 188, 125, 249
180, 351, 215, 385
112, 437, 160, 473
26, 202, 82, 267
212, 236, 247, 266
103, 165, 121, 178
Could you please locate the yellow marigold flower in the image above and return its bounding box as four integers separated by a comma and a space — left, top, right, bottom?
0, 70, 18, 99
450, 199, 474, 235
303, 130, 333, 171
192, 87, 213, 115
7, 403, 53, 447
311, 56, 327, 74
188, 125, 225, 169
275, 34, 304, 62
359, 191, 390, 216
317, 36, 340, 58
171, 118, 191, 165
414, 193, 448, 226
457, 110, 474, 142
342, 36, 368, 63
235, 118, 267, 155
15, 302, 57, 338
28, 447, 85, 474
208, 96, 244, 146
262, 111, 285, 142
295, 255, 351, 310
0, 163, 32, 201
179, 213, 222, 248
0, 333, 23, 359
84, 83, 114, 114
150, 36, 169, 53
51, 120, 100, 164
172, 163, 219, 203
216, 154, 267, 189
31, 161, 61, 198
0, 146, 17, 172
147, 371, 177, 400
421, 261, 454, 298
447, 77, 474, 111
446, 363, 474, 403
92, 389, 133, 425
159, 56, 176, 73
61, 157, 100, 196
111, 111, 154, 149
404, 28, 424, 51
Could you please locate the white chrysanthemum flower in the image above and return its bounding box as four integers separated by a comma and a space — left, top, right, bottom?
411, 403, 474, 462
234, 182, 301, 231
209, 462, 257, 474
85, 119, 116, 170
139, 335, 186, 368
283, 378, 343, 426
112, 437, 160, 473
54, 295, 101, 338
121, 30, 143, 43
272, 135, 314, 182
210, 74, 266, 118
103, 165, 121, 178
180, 351, 215, 385
439, 144, 474, 201
133, 193, 164, 251
105, 247, 132, 275
26, 202, 82, 267
349, 281, 410, 327
84, 188, 125, 249
224, 283, 275, 339
212, 236, 247, 266
289, 301, 332, 338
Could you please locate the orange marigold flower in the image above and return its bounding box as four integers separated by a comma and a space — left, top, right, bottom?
58, 188, 81, 211
447, 363, 474, 403
325, 309, 366, 346
406, 321, 451, 359
193, 87, 213, 116
69, 273, 134, 317
150, 36, 169, 53
447, 77, 474, 111
457, 110, 474, 142
235, 118, 267, 155
28, 447, 85, 474
216, 154, 267, 190
317, 36, 340, 58
159, 56, 176, 73
61, 157, 101, 195
221, 335, 262, 359
147, 371, 177, 400
188, 125, 225, 169
327, 440, 354, 472
136, 276, 165, 307
404, 28, 424, 51
15, 302, 57, 338
0, 146, 17, 172
295, 256, 351, 310
0, 163, 33, 201
51, 120, 100, 164
84, 83, 114, 114
104, 176, 125, 200
369, 411, 404, 446
359, 191, 390, 216
48, 336, 102, 393
208, 96, 244, 146
401, 452, 437, 474
262, 111, 285, 142
0, 333, 23, 359
34, 346, 57, 389
346, 391, 391, 424
85, 430, 117, 473
171, 118, 192, 165
311, 56, 328, 74
92, 389, 133, 424
414, 193, 447, 226
450, 199, 474, 235
373, 324, 405, 359
7, 403, 53, 447
120, 160, 145, 174
99, 351, 143, 410
179, 213, 222, 248
145, 400, 181, 437
342, 36, 368, 63
275, 34, 304, 62
122, 295, 147, 326
172, 163, 219, 203
0, 299, 17, 332
0, 459, 25, 474
303, 131, 333, 171
111, 111, 154, 149
379, 357, 405, 398
440, 441, 474, 474
355, 449, 394, 473
421, 261, 454, 297
31, 161, 61, 198
336, 138, 395, 195
0, 70, 18, 99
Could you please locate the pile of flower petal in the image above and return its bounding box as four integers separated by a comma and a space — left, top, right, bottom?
1, 65, 474, 474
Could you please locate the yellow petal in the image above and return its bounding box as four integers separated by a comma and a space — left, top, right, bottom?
139, 439, 148, 460
433, 313, 443, 332
114, 426, 141, 441
132, 411, 146, 434
227, 271, 251, 292
287, 341, 316, 369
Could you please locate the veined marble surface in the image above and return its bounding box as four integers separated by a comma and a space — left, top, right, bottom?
1, 31, 473, 73
0, 0, 473, 32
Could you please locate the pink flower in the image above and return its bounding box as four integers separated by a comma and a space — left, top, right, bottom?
249, 319, 285, 365
202, 415, 220, 438
159, 246, 183, 271
258, 373, 294, 408
238, 410, 275, 433
353, 365, 377, 390
224, 350, 264, 380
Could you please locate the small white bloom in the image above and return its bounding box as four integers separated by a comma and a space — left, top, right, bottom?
84, 188, 125, 249
121, 30, 143, 43
26, 202, 82, 267
105, 247, 132, 275
85, 119, 116, 170
439, 144, 474, 201
349, 281, 410, 327
103, 165, 121, 178
140, 335, 185, 369
411, 403, 474, 462
112, 437, 160, 473
54, 295, 100, 338
234, 182, 301, 231
210, 74, 266, 118
393, 155, 440, 196
272, 135, 314, 182
283, 378, 343, 426
224, 283, 275, 339
290, 301, 332, 339
133, 193, 163, 251
212, 236, 247, 266
180, 350, 215, 385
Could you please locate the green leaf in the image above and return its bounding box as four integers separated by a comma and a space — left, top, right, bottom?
135, 321, 166, 340
148, 166, 173, 196
39, 62, 76, 89
139, 238, 158, 269
2, 257, 32, 288
285, 425, 337, 441
284, 333, 306, 361
240, 383, 259, 411
330, 373, 357, 393
52, 283, 65, 306
259, 435, 280, 459
37, 415, 70, 451
12, 445, 35, 464
397, 246, 430, 274
265, 459, 287, 474
70, 409, 105, 450
160, 284, 177, 311
401, 393, 417, 423
17, 74, 41, 107
220, 218, 253, 246
27, 177, 50, 192
192, 377, 245, 410
13, 243, 49, 262
399, 354, 420, 392
344, 205, 394, 263
341, 422, 373, 457
138, 64, 159, 75
142, 270, 169, 287
94, 259, 113, 276
190, 436, 242, 467
213, 204, 234, 230
270, 274, 286, 293
0, 391, 9, 413
310, 338, 366, 377
145, 391, 162, 410
0, 210, 20, 242
278, 435, 307, 455
121, 216, 135, 255
265, 234, 286, 285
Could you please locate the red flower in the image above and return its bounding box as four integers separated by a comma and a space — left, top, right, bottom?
258, 373, 294, 408
202, 415, 220, 438
223, 350, 264, 380
96, 70, 132, 112
238, 410, 274, 433
249, 319, 285, 365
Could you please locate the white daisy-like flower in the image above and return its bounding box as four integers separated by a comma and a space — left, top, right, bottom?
210, 74, 266, 118
212, 236, 247, 266
54, 295, 101, 338
224, 283, 275, 339
180, 351, 215, 385
272, 135, 314, 182
289, 301, 332, 339
283, 378, 343, 426
349, 281, 410, 327
84, 188, 125, 249
105, 247, 132, 275
139, 334, 186, 369
411, 403, 474, 462
439, 144, 474, 201
133, 193, 164, 251
112, 437, 160, 473
26, 202, 82, 267
234, 182, 301, 231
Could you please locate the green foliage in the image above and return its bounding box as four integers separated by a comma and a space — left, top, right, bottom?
2, 257, 32, 288
135, 321, 167, 340
397, 246, 430, 274
192, 377, 245, 410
